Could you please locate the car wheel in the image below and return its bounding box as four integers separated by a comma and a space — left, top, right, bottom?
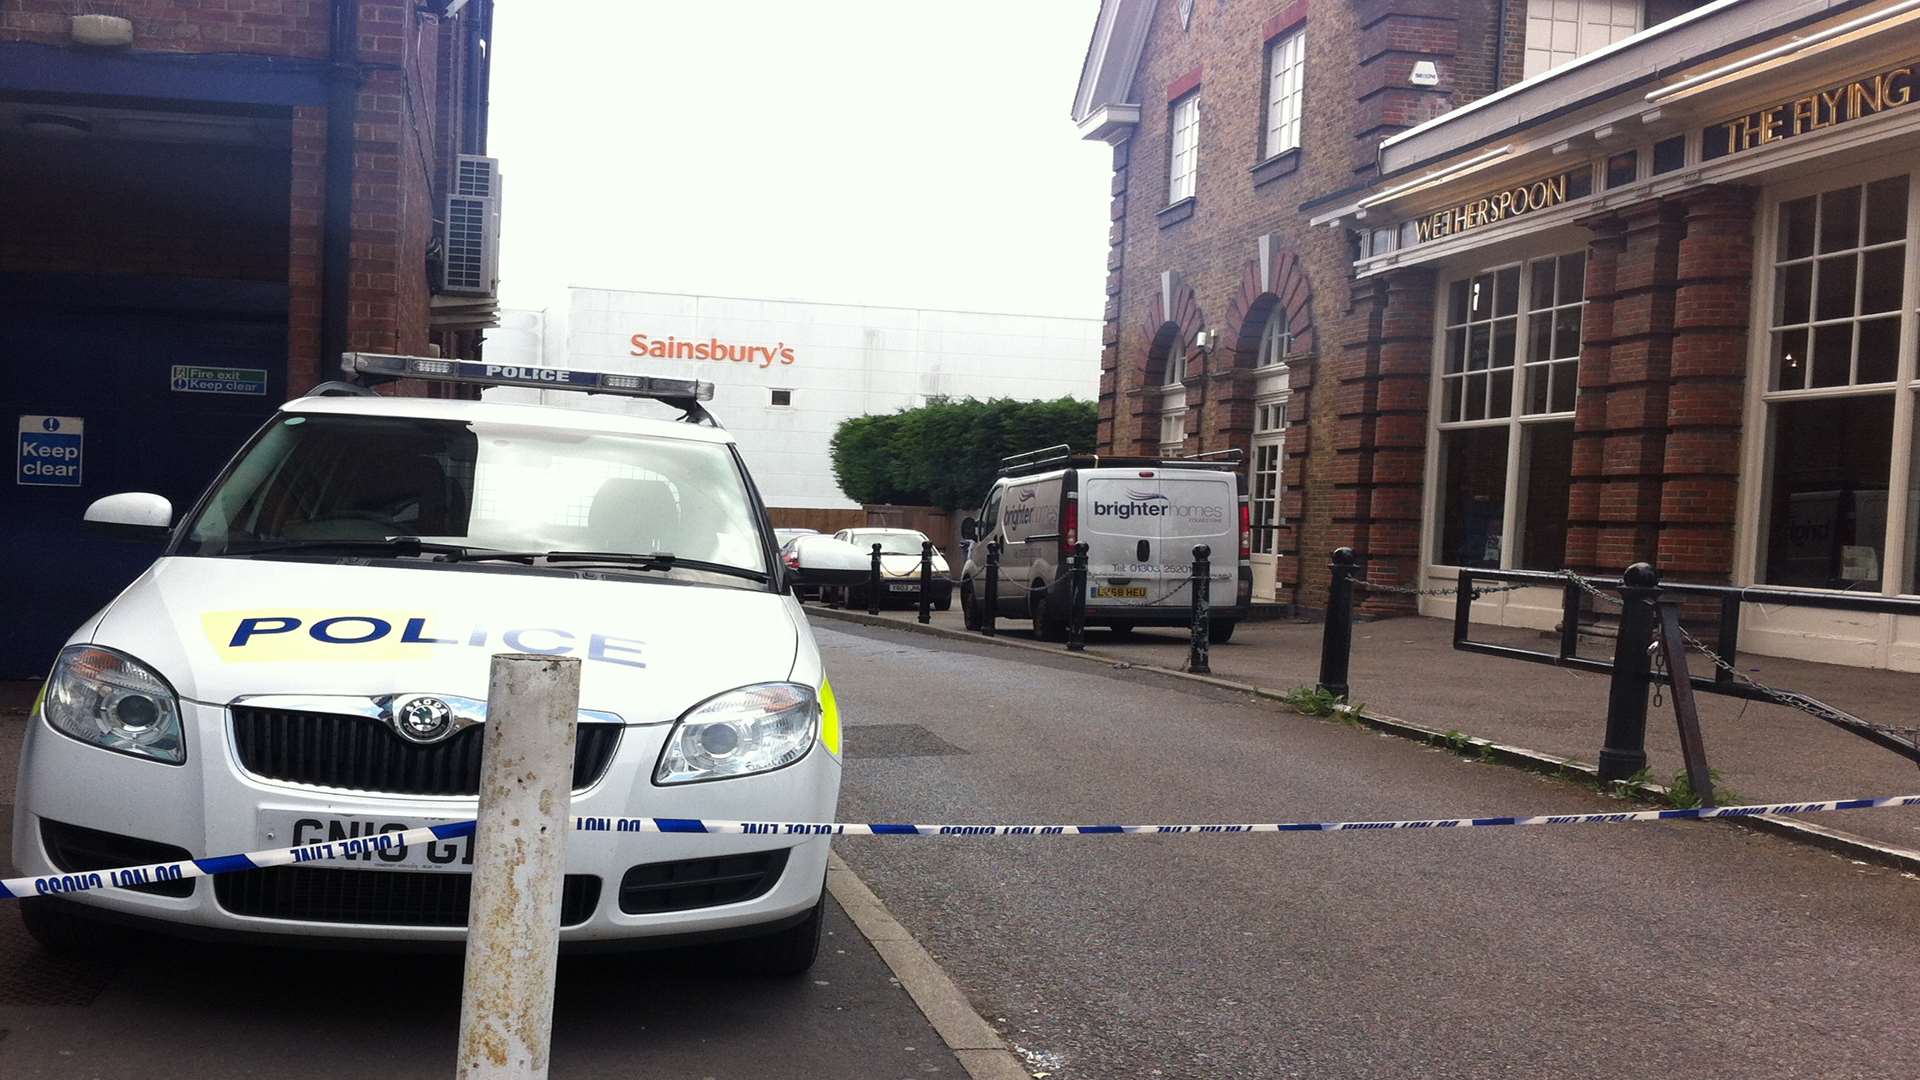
961, 582, 981, 630
935, 594, 952, 612
732, 891, 824, 977
19, 899, 112, 956
1211, 619, 1237, 644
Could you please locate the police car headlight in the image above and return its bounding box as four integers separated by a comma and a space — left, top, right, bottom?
42, 646, 185, 765
655, 682, 817, 784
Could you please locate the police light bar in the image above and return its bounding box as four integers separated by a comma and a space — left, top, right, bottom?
340, 353, 715, 402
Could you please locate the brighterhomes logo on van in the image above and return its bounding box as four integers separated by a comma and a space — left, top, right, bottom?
1090, 489, 1224, 522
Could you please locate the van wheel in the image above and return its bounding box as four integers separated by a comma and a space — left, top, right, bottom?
1210, 619, 1238, 644
1030, 582, 1062, 641
961, 582, 982, 630
731, 891, 824, 977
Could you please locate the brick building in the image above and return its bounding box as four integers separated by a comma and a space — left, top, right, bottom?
1075, 0, 1920, 670
0, 0, 498, 675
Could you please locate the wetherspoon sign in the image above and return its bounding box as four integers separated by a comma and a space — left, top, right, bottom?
1411, 167, 1593, 243
1703, 64, 1915, 160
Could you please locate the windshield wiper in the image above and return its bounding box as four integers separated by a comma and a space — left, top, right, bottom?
219, 538, 492, 559
447, 549, 769, 583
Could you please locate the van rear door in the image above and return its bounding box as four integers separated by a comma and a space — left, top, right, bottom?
1157, 470, 1238, 609
1081, 471, 1174, 608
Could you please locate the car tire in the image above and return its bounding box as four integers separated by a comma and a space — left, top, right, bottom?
732, 891, 825, 977
935, 594, 952, 612
961, 582, 982, 630
19, 899, 112, 956
1210, 619, 1237, 644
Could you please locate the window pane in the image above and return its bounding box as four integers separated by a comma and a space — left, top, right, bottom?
1865, 176, 1909, 246
1549, 360, 1578, 413
1527, 364, 1551, 413
1775, 262, 1812, 326
1861, 247, 1905, 314
1815, 254, 1858, 321
1552, 308, 1582, 359
1530, 260, 1555, 310
1444, 377, 1463, 421
1464, 373, 1487, 420
1811, 324, 1853, 388
1773, 327, 1809, 390
1558, 253, 1585, 304
1448, 280, 1469, 324
1763, 395, 1893, 589
1858, 316, 1900, 384
1780, 195, 1816, 260
1518, 422, 1574, 570
1605, 150, 1637, 189
1489, 369, 1513, 419
1491, 320, 1516, 369
1495, 268, 1520, 316
1436, 427, 1509, 568
1467, 324, 1490, 371
1445, 328, 1466, 374
1469, 276, 1492, 320
1819, 186, 1861, 253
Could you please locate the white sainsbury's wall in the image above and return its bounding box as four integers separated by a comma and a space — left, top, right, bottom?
483, 290, 1100, 509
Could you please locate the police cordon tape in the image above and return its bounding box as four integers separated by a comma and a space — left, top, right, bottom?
8, 795, 1920, 900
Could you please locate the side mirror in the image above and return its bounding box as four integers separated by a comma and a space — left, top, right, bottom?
787, 535, 872, 587
959, 517, 977, 541
84, 492, 174, 541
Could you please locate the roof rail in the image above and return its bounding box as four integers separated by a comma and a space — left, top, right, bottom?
1000, 444, 1074, 466
1179, 449, 1245, 464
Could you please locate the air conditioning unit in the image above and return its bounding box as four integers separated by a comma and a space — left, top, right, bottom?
439, 154, 501, 297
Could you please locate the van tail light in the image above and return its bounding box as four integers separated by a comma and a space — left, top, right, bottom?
1063, 498, 1079, 555
1238, 501, 1252, 560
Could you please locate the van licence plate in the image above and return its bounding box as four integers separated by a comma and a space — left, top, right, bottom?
257, 810, 473, 873
1093, 585, 1148, 599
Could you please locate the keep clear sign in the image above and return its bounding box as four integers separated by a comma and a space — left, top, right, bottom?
171, 365, 267, 395
17, 415, 83, 487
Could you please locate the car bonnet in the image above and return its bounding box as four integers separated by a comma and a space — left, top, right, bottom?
87, 556, 801, 723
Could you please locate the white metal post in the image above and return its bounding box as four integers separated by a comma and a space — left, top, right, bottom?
456, 654, 581, 1080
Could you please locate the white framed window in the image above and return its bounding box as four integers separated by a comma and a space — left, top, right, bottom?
1752, 172, 1918, 593
1255, 306, 1292, 368
1524, 0, 1640, 80
1164, 343, 1188, 386
1251, 399, 1286, 554
1159, 408, 1188, 456
1264, 28, 1305, 159
1432, 253, 1586, 571
1168, 92, 1199, 204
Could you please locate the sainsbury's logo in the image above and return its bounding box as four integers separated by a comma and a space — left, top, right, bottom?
630, 332, 796, 368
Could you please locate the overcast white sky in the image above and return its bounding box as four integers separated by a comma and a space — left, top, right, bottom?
487, 1, 1112, 321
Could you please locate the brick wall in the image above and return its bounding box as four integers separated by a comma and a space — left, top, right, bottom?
1, 0, 332, 56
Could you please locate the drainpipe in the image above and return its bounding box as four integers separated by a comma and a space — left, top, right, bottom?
1494, 0, 1508, 91
320, 0, 360, 388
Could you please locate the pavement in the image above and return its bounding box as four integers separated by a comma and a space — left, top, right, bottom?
817, 620, 1920, 1079
810, 599, 1920, 855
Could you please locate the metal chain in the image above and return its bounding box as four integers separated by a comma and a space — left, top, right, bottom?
1668, 619, 1920, 767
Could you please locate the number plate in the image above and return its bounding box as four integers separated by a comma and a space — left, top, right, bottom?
258, 810, 472, 873
1093, 585, 1149, 599
887, 582, 919, 592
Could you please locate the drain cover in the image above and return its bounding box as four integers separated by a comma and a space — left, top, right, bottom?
844, 723, 967, 759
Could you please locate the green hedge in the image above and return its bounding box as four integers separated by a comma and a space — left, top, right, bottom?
829, 397, 1097, 510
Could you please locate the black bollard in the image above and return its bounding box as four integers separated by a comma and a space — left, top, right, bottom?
1186, 544, 1212, 674
917, 540, 934, 625
1599, 562, 1661, 782
982, 540, 1000, 637
867, 543, 882, 616
1067, 542, 1089, 652
1317, 547, 1356, 699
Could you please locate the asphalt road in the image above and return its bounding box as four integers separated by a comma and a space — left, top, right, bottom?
820, 621, 1920, 1080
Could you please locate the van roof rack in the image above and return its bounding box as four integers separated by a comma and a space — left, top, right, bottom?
998, 445, 1244, 477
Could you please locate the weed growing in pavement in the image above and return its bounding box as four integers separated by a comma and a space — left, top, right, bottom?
1438, 729, 1472, 754
1280, 686, 1342, 717
1477, 739, 1499, 763
1666, 768, 1740, 809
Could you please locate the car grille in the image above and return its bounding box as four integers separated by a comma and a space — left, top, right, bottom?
618, 849, 790, 914
39, 819, 195, 898
213, 867, 601, 927
230, 706, 621, 796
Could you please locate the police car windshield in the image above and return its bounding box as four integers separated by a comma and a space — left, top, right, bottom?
179, 413, 767, 581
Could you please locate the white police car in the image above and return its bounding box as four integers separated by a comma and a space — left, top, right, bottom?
12, 354, 871, 973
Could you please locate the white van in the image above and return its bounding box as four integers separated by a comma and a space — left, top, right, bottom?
958, 447, 1250, 640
